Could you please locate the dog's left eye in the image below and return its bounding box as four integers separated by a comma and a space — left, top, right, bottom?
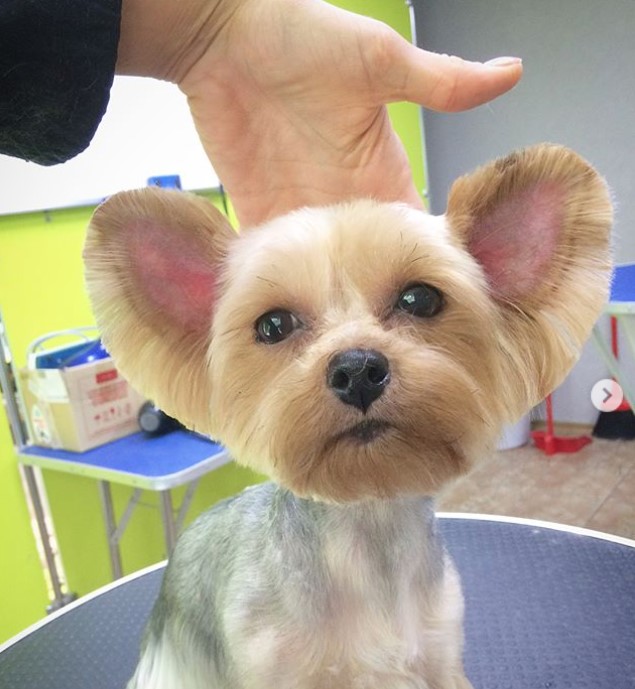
396, 283, 444, 318
255, 310, 301, 344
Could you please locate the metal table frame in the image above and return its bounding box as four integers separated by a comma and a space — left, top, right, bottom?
18, 435, 231, 585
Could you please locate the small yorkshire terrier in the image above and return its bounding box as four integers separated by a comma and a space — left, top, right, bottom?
84, 145, 612, 689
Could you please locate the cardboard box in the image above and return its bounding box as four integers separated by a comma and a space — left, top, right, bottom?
19, 358, 145, 452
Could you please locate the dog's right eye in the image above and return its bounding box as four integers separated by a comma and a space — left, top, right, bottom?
255, 310, 300, 344
396, 283, 444, 318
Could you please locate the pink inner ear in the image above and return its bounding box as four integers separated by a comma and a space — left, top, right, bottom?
469, 183, 565, 301
126, 220, 217, 332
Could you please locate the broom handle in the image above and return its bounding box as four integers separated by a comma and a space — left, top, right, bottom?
546, 394, 554, 436
611, 315, 619, 359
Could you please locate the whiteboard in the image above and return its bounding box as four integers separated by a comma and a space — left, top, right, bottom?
0, 76, 219, 216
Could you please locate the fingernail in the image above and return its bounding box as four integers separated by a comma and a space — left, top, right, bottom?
485, 56, 523, 68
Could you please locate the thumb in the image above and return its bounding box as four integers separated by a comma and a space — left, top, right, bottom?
389, 41, 523, 112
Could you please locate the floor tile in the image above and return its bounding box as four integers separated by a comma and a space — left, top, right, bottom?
437, 438, 635, 540
585, 463, 635, 540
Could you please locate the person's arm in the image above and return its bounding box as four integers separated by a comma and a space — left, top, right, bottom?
0, 0, 122, 165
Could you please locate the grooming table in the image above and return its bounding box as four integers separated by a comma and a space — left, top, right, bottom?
1, 515, 633, 689
593, 262, 635, 407
17, 431, 231, 591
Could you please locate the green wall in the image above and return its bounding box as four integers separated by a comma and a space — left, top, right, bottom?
0, 0, 425, 643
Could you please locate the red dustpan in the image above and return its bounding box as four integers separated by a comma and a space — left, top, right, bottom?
531, 394, 592, 455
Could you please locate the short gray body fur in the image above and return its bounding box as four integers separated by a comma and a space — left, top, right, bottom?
130, 483, 467, 689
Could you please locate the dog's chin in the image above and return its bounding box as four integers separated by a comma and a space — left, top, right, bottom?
273, 422, 473, 504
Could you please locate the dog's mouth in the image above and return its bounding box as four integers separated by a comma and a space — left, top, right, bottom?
329, 419, 392, 446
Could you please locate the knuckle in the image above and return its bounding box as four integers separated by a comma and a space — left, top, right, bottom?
429, 54, 465, 112
359, 20, 403, 87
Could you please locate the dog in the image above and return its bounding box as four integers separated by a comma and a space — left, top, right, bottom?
84, 144, 612, 689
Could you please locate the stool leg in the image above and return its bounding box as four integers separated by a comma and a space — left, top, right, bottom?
160, 490, 177, 557
98, 480, 123, 580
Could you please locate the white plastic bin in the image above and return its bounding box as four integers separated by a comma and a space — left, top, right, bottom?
497, 414, 531, 450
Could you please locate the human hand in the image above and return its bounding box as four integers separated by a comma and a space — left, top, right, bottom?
118, 0, 522, 226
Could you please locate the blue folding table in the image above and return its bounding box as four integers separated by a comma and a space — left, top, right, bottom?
17, 431, 231, 605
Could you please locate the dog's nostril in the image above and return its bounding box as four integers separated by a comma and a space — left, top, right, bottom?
367, 364, 388, 386
327, 349, 391, 413
331, 369, 351, 392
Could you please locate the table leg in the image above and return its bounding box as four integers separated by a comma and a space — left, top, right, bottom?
21, 465, 67, 609
160, 490, 177, 556
175, 478, 200, 534
619, 316, 635, 407
98, 481, 123, 580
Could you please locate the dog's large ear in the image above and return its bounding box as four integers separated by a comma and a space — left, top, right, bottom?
84, 188, 236, 431
447, 144, 612, 404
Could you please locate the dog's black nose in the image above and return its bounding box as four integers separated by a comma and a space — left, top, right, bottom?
327, 349, 390, 413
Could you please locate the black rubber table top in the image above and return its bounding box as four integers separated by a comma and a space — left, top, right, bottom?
1, 516, 634, 689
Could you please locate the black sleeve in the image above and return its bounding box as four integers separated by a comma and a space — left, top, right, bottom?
0, 0, 122, 165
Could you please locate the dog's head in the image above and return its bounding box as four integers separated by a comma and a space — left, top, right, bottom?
84, 145, 611, 502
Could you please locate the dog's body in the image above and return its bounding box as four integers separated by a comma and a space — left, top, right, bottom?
132, 487, 468, 689
84, 145, 612, 689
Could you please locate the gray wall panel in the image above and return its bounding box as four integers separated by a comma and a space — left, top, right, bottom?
413, 0, 635, 423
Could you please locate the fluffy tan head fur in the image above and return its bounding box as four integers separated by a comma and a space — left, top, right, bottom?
84, 145, 612, 502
